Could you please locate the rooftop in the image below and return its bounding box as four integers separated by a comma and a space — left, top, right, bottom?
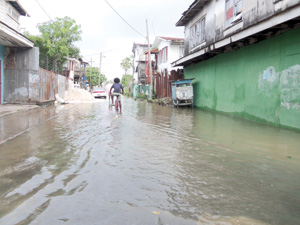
176, 0, 210, 26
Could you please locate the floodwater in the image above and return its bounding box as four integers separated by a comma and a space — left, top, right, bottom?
0, 98, 299, 225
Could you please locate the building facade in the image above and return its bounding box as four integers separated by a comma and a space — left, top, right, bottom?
0, 0, 34, 104
173, 0, 300, 130
150, 36, 184, 99
132, 43, 149, 85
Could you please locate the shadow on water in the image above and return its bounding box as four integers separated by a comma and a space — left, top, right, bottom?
0, 98, 299, 225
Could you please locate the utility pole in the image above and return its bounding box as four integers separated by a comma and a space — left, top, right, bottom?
146, 19, 153, 99
99, 52, 102, 87
89, 58, 94, 89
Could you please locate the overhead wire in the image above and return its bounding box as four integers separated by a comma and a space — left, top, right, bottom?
104, 0, 147, 39
35, 0, 66, 37
35, 0, 54, 22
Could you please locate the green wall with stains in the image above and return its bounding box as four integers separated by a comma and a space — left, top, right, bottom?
185, 28, 300, 130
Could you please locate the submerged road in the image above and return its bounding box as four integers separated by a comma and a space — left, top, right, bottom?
0, 97, 300, 225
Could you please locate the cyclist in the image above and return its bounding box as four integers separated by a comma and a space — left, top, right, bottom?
110, 77, 124, 114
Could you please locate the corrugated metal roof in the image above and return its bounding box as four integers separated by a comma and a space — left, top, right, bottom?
151, 36, 184, 50
176, 0, 211, 26
158, 36, 184, 42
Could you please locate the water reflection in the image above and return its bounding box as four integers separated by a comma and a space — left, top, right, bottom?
0, 98, 299, 225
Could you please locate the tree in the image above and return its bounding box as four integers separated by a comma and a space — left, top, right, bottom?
26, 16, 82, 72
121, 74, 133, 95
120, 55, 134, 95
85, 67, 107, 87
120, 55, 133, 75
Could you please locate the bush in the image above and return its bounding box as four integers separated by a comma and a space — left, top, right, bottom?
137, 93, 148, 100
124, 92, 133, 97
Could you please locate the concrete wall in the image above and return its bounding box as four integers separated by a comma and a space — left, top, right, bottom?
58, 74, 66, 98
185, 27, 300, 130
4, 47, 67, 104
0, 45, 4, 104
4, 47, 38, 103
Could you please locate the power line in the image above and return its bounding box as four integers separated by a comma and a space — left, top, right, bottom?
35, 0, 64, 37
104, 0, 146, 38
35, 0, 54, 22
82, 49, 118, 58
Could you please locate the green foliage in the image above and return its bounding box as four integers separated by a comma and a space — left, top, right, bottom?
85, 67, 107, 87
120, 55, 133, 75
137, 93, 148, 100
26, 16, 82, 71
121, 74, 133, 94
153, 89, 157, 99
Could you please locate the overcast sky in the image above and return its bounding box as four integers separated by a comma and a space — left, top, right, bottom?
20, 0, 194, 81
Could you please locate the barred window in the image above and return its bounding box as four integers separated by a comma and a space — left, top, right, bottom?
189, 16, 206, 49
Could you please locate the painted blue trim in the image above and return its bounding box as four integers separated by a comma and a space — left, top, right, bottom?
171, 79, 194, 85
0, 45, 4, 104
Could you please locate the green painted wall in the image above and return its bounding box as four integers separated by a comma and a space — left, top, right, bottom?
185, 28, 300, 130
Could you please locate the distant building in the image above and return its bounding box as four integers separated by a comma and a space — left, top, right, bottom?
173, 0, 300, 130
132, 42, 149, 85
149, 36, 184, 99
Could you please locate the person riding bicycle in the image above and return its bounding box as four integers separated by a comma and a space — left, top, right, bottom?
110, 77, 124, 114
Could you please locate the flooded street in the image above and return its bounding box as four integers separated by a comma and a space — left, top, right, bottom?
0, 97, 299, 225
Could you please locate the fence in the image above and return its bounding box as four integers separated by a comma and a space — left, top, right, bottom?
4, 67, 66, 104
39, 55, 65, 75
155, 69, 184, 99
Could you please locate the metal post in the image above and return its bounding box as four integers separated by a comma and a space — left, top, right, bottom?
146, 19, 152, 99
99, 52, 102, 87
90, 58, 93, 89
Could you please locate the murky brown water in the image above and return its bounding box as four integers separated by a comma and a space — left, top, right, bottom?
0, 98, 299, 225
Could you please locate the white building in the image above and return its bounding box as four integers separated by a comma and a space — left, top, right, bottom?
151, 36, 184, 76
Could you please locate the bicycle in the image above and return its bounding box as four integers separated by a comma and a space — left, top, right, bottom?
113, 93, 122, 115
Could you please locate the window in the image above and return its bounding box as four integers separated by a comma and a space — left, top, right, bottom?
162, 47, 168, 63
7, 5, 19, 22
226, 0, 242, 27
179, 46, 184, 58
158, 51, 161, 64
234, 0, 242, 16
158, 47, 168, 65
189, 17, 206, 49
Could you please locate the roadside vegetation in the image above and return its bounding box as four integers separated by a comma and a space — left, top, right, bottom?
25, 16, 82, 72
120, 56, 134, 97
84, 67, 107, 87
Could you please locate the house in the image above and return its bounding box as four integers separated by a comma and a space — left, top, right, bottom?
0, 0, 34, 104
62, 58, 80, 89
1, 0, 69, 104
132, 42, 150, 85
62, 58, 89, 90
173, 0, 300, 130
149, 36, 185, 99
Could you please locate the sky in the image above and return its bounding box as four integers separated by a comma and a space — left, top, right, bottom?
20, 0, 194, 81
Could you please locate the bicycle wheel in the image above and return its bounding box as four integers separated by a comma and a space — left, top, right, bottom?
116, 102, 119, 113
115, 96, 119, 113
